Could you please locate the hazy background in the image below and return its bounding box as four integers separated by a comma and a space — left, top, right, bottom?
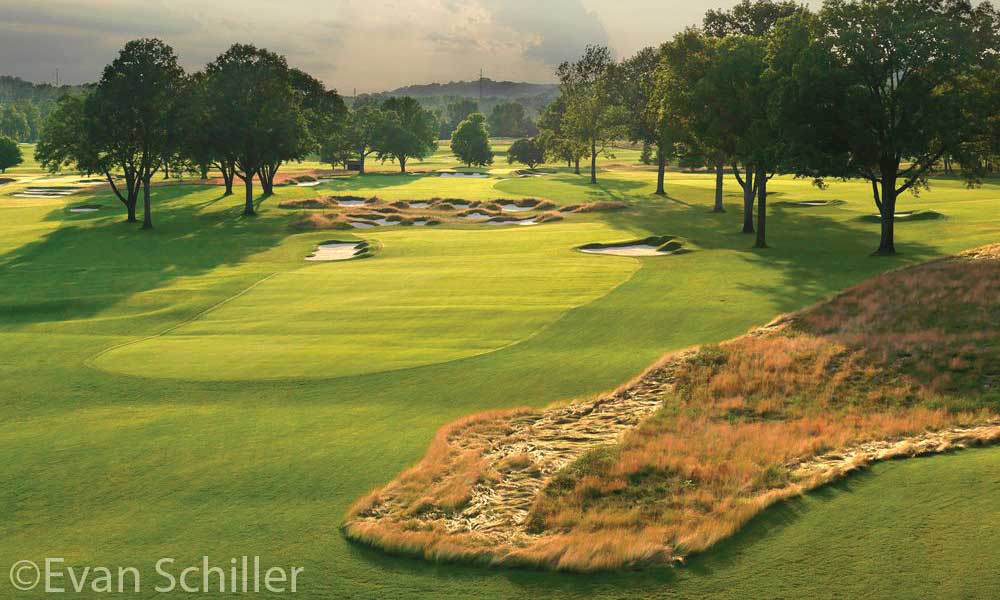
1, 0, 826, 92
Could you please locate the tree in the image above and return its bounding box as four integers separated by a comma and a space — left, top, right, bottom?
0, 104, 29, 141
611, 46, 675, 195
537, 96, 588, 173
375, 96, 438, 173
257, 69, 346, 193
344, 104, 387, 175
507, 137, 545, 169
704, 0, 802, 36
488, 101, 534, 137
37, 93, 143, 219
89, 39, 186, 229
557, 45, 625, 184
0, 135, 21, 173
450, 113, 493, 167
442, 98, 478, 138
203, 44, 306, 215
656, 30, 729, 211
774, 0, 999, 255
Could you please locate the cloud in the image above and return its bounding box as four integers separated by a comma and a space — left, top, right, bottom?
484, 0, 610, 66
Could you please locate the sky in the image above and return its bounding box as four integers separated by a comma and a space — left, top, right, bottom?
0, 0, 824, 93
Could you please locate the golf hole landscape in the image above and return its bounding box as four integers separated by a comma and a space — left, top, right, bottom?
1, 0, 999, 598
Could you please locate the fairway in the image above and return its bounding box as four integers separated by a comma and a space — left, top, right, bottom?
1, 142, 999, 598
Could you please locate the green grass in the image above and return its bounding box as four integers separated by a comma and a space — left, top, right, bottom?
1, 143, 998, 598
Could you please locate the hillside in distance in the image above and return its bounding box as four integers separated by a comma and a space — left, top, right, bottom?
387, 78, 558, 99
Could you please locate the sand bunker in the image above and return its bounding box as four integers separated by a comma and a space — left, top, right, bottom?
15, 186, 85, 199
305, 241, 367, 261
579, 236, 685, 257
499, 203, 534, 212
409, 201, 430, 209
68, 205, 102, 213
440, 172, 488, 178
349, 221, 376, 229
459, 211, 494, 220
858, 210, 943, 223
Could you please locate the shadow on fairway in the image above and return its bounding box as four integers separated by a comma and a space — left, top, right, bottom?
0, 185, 289, 326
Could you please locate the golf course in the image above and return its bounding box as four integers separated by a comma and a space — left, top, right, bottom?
1, 139, 998, 597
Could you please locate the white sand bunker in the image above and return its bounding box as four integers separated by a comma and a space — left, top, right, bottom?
460, 211, 493, 220
580, 236, 685, 257
499, 203, 533, 212
440, 172, 488, 178
349, 221, 376, 229
337, 199, 367, 206
412, 219, 429, 226
15, 186, 85, 199
305, 241, 367, 262
486, 218, 537, 226
409, 201, 430, 208
69, 206, 102, 213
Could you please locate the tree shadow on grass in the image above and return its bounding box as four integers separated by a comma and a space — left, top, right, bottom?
0, 184, 290, 327
597, 194, 942, 316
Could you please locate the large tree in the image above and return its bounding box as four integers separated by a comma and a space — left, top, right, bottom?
611, 46, 676, 195
89, 39, 186, 229
774, 0, 999, 255
203, 44, 306, 216
36, 93, 140, 220
375, 96, 438, 173
344, 105, 387, 175
704, 0, 802, 36
450, 113, 493, 168
506, 137, 546, 169
0, 135, 21, 173
557, 45, 625, 184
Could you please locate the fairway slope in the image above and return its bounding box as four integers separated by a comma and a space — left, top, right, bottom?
343, 244, 1000, 571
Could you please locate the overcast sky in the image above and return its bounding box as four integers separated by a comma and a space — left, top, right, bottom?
0, 0, 825, 93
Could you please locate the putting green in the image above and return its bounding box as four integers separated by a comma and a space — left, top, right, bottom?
91, 224, 638, 380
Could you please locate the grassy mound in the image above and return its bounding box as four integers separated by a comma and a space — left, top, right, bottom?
343, 244, 1000, 571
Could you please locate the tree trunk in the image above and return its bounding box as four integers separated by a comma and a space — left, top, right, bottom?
359, 152, 366, 175
219, 163, 234, 196
655, 148, 666, 196
141, 178, 153, 230
741, 165, 755, 233
259, 169, 273, 196
874, 178, 897, 256
574, 158, 580, 175
590, 140, 597, 184
714, 163, 725, 212
244, 175, 255, 216
126, 199, 137, 222
399, 156, 407, 173
200, 163, 209, 180
754, 167, 767, 248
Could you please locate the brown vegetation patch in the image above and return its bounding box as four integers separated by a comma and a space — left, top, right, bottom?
559, 201, 629, 213
343, 244, 1000, 571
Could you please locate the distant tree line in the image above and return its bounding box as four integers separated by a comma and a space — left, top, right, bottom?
534, 0, 1000, 254
0, 76, 88, 142
35, 39, 442, 228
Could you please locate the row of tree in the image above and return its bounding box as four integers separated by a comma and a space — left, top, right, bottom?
536, 0, 1000, 254
36, 40, 445, 228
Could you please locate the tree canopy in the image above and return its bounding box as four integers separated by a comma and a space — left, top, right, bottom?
376, 96, 438, 173
0, 135, 21, 173
506, 137, 546, 169
450, 113, 494, 168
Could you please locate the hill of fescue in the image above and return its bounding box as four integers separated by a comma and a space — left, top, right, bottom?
344, 244, 1000, 571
